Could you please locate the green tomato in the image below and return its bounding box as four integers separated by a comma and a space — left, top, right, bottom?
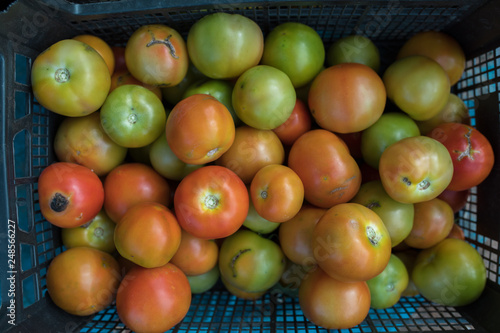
149, 131, 203, 181
186, 265, 220, 294
261, 22, 325, 88
100, 85, 166, 148
350, 180, 414, 247
361, 112, 420, 169
233, 65, 296, 130
183, 79, 242, 127
327, 35, 380, 72
61, 210, 116, 253
219, 229, 286, 293
243, 199, 280, 234
367, 254, 409, 309
412, 238, 486, 306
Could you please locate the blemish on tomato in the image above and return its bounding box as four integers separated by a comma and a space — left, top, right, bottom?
230, 248, 252, 278
146, 32, 179, 59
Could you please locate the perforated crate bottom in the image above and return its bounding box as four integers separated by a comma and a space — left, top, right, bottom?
80, 292, 476, 333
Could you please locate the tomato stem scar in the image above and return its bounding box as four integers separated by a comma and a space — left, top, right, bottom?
50, 192, 69, 212
417, 179, 430, 190
230, 248, 251, 277
54, 68, 70, 83
204, 194, 219, 209
454, 127, 475, 161
146, 33, 179, 59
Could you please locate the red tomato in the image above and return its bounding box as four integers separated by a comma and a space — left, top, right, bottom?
438, 188, 470, 213
166, 94, 235, 165
299, 266, 371, 330
272, 99, 312, 146
116, 263, 191, 333
312, 203, 392, 282
288, 129, 361, 208
125, 24, 188, 86
174, 165, 249, 239
428, 122, 494, 191
308, 63, 386, 133
336, 131, 363, 159
216, 126, 285, 184
404, 198, 454, 249
46, 247, 121, 316
170, 229, 219, 276
114, 202, 181, 268
38, 162, 104, 228
447, 223, 465, 240
250, 164, 304, 223
103, 163, 171, 223
111, 46, 127, 73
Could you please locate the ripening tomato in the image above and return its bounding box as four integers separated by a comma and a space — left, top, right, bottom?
312, 203, 392, 282
447, 223, 465, 240
54, 112, 127, 176
166, 94, 235, 165
187, 12, 263, 79
299, 266, 371, 330
404, 198, 454, 249
250, 164, 304, 223
31, 39, 110, 117
393, 249, 420, 297
243, 198, 281, 234
272, 99, 312, 146
73, 34, 115, 74
438, 188, 470, 213
111, 46, 127, 72
161, 63, 207, 106
327, 35, 380, 72
103, 163, 171, 223
38, 162, 104, 228
383, 55, 451, 121
116, 263, 191, 333
187, 265, 220, 294
110, 70, 162, 100
379, 136, 453, 204
46, 247, 120, 316
174, 165, 249, 239
308, 63, 386, 133
170, 229, 219, 276
125, 24, 188, 87
288, 129, 361, 208
221, 276, 267, 300
428, 122, 494, 191
397, 31, 466, 86
216, 126, 285, 184
114, 202, 181, 268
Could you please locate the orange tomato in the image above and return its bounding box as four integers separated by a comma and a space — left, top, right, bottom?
170, 229, 219, 275
110, 70, 162, 100
73, 34, 115, 74
272, 98, 312, 146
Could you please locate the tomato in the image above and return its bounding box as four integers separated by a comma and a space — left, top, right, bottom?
103, 163, 171, 223
428, 122, 495, 191
397, 31, 465, 86
187, 265, 220, 294
111, 46, 127, 72
243, 198, 281, 234
166, 94, 235, 165
412, 238, 486, 306
100, 84, 166, 148
336, 131, 363, 159
250, 164, 304, 223
361, 112, 420, 169
233, 65, 296, 130
54, 112, 127, 176
312, 203, 392, 282
308, 63, 386, 133
447, 223, 465, 240
125, 24, 188, 86
278, 205, 326, 266
367, 254, 409, 309
288, 129, 361, 208
415, 93, 470, 135
438, 188, 470, 213
187, 12, 263, 79
61, 210, 116, 253
218, 229, 286, 293
149, 130, 204, 181
272, 99, 312, 147
350, 180, 415, 247
116, 263, 191, 333
299, 266, 371, 330
110, 69, 162, 100
31, 39, 110, 117
170, 229, 219, 276
279, 258, 314, 294
46, 247, 120, 316
221, 276, 267, 300
379, 136, 453, 203
183, 79, 241, 126
114, 202, 181, 268
383, 55, 451, 121
39, 162, 104, 228
261, 22, 325, 88
393, 249, 420, 297
73, 34, 115, 74
174, 165, 249, 239
404, 198, 454, 249
161, 63, 207, 106
216, 126, 285, 184
326, 35, 381, 72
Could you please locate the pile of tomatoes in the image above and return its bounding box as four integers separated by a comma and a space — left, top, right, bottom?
31, 11, 494, 333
